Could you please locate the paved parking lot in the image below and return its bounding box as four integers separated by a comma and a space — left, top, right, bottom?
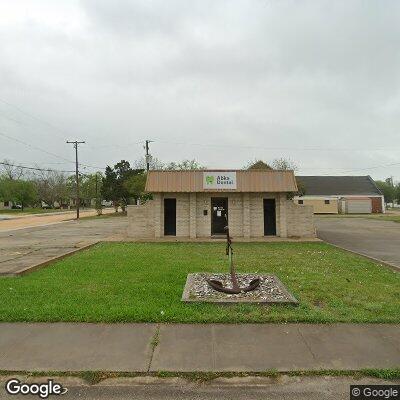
315, 216, 400, 269
0, 216, 127, 276
0, 208, 114, 231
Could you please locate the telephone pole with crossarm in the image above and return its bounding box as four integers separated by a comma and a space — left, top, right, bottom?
66, 140, 85, 219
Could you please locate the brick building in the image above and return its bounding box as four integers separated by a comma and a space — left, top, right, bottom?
127, 170, 315, 239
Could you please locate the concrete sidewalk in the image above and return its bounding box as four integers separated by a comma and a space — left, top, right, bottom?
0, 323, 398, 372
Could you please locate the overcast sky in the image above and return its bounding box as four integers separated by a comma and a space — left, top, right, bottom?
0, 0, 399, 180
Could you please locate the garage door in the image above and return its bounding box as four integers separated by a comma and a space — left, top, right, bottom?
345, 199, 372, 214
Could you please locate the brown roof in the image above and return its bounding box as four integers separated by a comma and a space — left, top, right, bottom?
145, 170, 298, 193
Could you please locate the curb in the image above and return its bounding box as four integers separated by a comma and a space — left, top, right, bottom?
325, 243, 400, 273
0, 241, 100, 277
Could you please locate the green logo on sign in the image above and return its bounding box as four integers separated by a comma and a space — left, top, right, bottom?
205, 176, 214, 185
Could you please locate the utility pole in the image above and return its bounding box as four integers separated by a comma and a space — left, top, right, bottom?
95, 173, 98, 198
145, 140, 153, 172
67, 140, 85, 219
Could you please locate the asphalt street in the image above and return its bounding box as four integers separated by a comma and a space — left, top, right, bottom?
1, 376, 398, 400
315, 216, 400, 269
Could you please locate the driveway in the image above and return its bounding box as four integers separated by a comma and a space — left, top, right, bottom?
0, 208, 114, 231
315, 216, 400, 269
0, 216, 127, 276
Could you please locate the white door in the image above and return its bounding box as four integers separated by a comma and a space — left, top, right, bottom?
346, 199, 372, 214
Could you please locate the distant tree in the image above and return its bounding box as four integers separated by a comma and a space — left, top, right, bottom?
0, 176, 8, 200
114, 160, 141, 211
124, 172, 147, 204
132, 156, 165, 170
33, 170, 71, 208
295, 178, 306, 196
395, 183, 400, 204
101, 166, 119, 211
271, 158, 298, 171
80, 172, 103, 207
164, 159, 205, 170
245, 158, 298, 171
376, 179, 396, 206
0, 178, 37, 211
1, 159, 24, 180
101, 161, 143, 212
245, 160, 273, 170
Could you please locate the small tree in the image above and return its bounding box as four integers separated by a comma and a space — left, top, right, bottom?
376, 179, 395, 206
33, 170, 71, 208
245, 160, 273, 170
101, 161, 143, 212
124, 172, 147, 204
271, 158, 298, 171
164, 159, 205, 170
1, 159, 24, 180
80, 172, 103, 207
1, 178, 37, 211
132, 156, 164, 170
395, 183, 400, 205
101, 166, 119, 212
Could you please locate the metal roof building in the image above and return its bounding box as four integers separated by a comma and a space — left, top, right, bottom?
294, 176, 384, 214
145, 170, 298, 193
128, 170, 315, 240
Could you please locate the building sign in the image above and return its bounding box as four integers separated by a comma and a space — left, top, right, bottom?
203, 172, 237, 189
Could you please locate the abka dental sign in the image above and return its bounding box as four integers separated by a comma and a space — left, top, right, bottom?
203, 172, 237, 189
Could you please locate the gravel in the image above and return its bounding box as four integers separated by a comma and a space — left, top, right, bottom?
183, 273, 298, 304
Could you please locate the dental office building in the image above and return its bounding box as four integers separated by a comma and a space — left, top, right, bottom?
127, 169, 315, 239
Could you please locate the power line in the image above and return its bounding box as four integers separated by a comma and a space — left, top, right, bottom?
0, 161, 75, 174
152, 139, 400, 152
0, 98, 69, 140
89, 140, 144, 150
0, 130, 74, 163
0, 129, 105, 170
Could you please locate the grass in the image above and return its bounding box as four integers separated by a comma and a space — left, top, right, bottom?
80, 211, 126, 220
0, 208, 67, 215
318, 213, 400, 223
365, 215, 400, 223
0, 242, 399, 323
0, 368, 399, 384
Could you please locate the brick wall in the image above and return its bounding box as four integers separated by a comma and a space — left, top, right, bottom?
249, 193, 282, 237
157, 193, 190, 237
228, 193, 244, 237
370, 196, 383, 213
128, 192, 315, 239
286, 201, 315, 237
127, 201, 155, 238
196, 193, 211, 237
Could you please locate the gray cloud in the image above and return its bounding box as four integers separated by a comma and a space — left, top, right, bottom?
0, 0, 399, 180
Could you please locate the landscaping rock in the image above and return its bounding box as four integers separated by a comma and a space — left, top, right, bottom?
181, 273, 298, 304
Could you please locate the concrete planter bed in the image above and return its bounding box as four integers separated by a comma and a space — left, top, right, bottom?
182, 273, 299, 304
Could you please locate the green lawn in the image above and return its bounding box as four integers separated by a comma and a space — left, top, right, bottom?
0, 208, 63, 215
366, 215, 400, 223
318, 214, 400, 223
0, 242, 399, 323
